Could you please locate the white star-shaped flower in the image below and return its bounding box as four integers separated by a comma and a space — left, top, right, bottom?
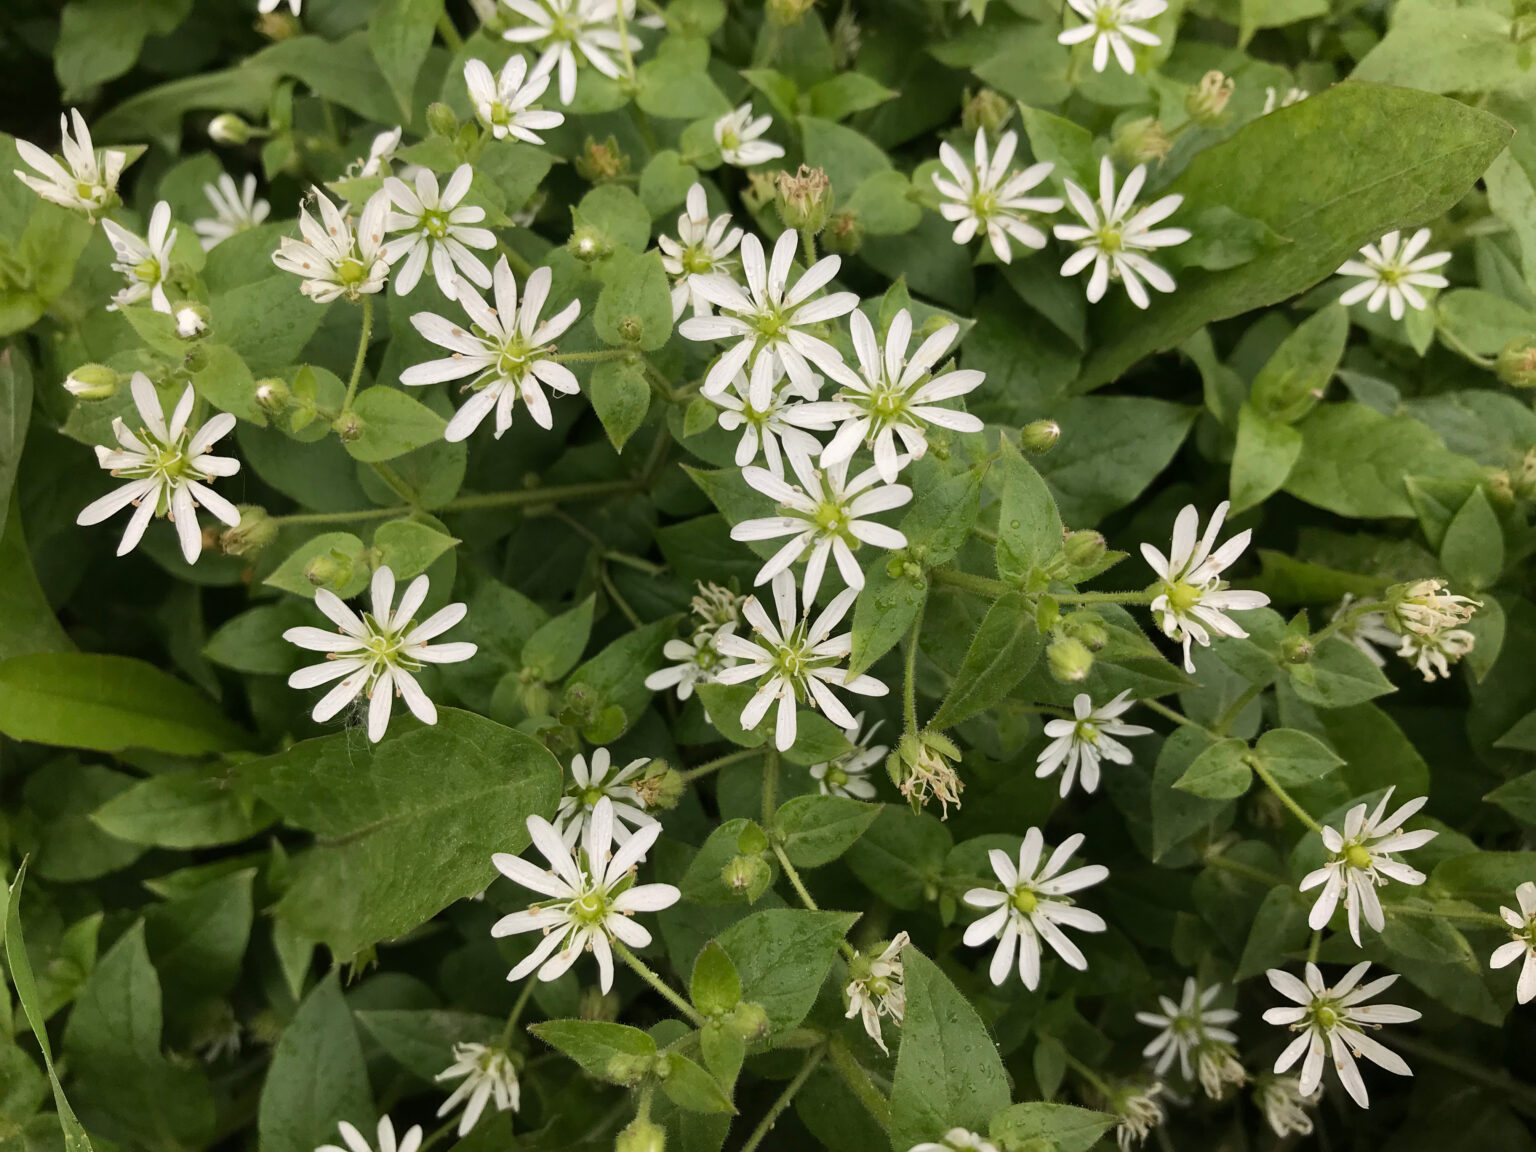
384, 165, 497, 299
501, 0, 641, 107
318, 1118, 418, 1152
193, 173, 269, 250
1262, 962, 1419, 1108
733, 445, 911, 608
102, 200, 177, 314
658, 182, 745, 319
932, 128, 1062, 264
464, 55, 565, 143
714, 571, 889, 751
283, 566, 478, 743
845, 931, 909, 1054
1036, 689, 1152, 798
1057, 0, 1165, 73
436, 1043, 519, 1136
1336, 229, 1451, 321
1141, 501, 1270, 673
272, 185, 393, 303
680, 229, 861, 398
14, 108, 125, 218
1491, 881, 1536, 1004
1300, 787, 1437, 945
644, 624, 738, 702
75, 374, 240, 563
1054, 158, 1189, 308
708, 353, 832, 477
962, 827, 1108, 989
401, 257, 582, 439
553, 746, 656, 849
1135, 978, 1239, 1081
713, 103, 785, 168
811, 714, 886, 800
909, 1129, 998, 1152
491, 796, 680, 992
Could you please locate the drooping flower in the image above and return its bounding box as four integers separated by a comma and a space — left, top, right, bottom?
1331, 595, 1401, 668
102, 201, 178, 314
1397, 627, 1477, 682
1336, 229, 1451, 321
1135, 978, 1240, 1082
797, 309, 985, 483
932, 128, 1062, 264
962, 828, 1108, 989
1054, 158, 1189, 308
1253, 1073, 1321, 1138
908, 1129, 998, 1152
733, 446, 911, 607
491, 796, 680, 993
271, 186, 393, 303
1106, 1082, 1165, 1152
679, 229, 860, 397
811, 714, 886, 800
658, 183, 744, 319
714, 570, 889, 751
1386, 578, 1481, 637
436, 1043, 520, 1136
1262, 962, 1419, 1108
384, 165, 497, 299
75, 374, 240, 563
1491, 880, 1536, 1004
400, 258, 581, 439
553, 747, 657, 850
845, 932, 910, 1054
283, 566, 477, 743
1035, 690, 1151, 797
13, 108, 126, 217
713, 103, 785, 168
501, 0, 641, 107
464, 56, 565, 143
708, 353, 832, 477
1141, 501, 1270, 673
1057, 0, 1166, 74
193, 172, 270, 250
1300, 786, 1436, 946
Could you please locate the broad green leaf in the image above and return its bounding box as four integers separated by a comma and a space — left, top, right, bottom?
92, 769, 276, 849
845, 806, 952, 910
1032, 397, 1196, 526
1432, 852, 1536, 904
1019, 106, 1095, 187
211, 276, 330, 378
263, 531, 372, 600
1152, 727, 1231, 859
800, 117, 890, 198
372, 518, 458, 579
690, 941, 742, 1016
843, 169, 923, 236
993, 438, 1062, 584
658, 1052, 735, 1114
345, 387, 449, 462
529, 1020, 657, 1084
23, 761, 143, 882
1230, 403, 1303, 514
930, 592, 1044, 729
0, 502, 72, 660
1314, 702, 1428, 797
1252, 728, 1344, 787
368, 0, 442, 115
564, 617, 677, 741
590, 358, 652, 451
574, 184, 651, 253
1248, 304, 1348, 424
55, 0, 190, 99
192, 342, 266, 425
1486, 771, 1536, 825
902, 461, 985, 567
144, 869, 254, 998
636, 36, 731, 119
1436, 288, 1536, 357
711, 909, 857, 1037
990, 1102, 1118, 1152
806, 72, 896, 121
355, 1010, 501, 1081
1353, 6, 1525, 94
1440, 487, 1504, 591
521, 594, 595, 681
1285, 639, 1396, 710
774, 794, 881, 868
1173, 737, 1252, 799
848, 562, 927, 679
0, 347, 32, 531
680, 817, 770, 905
1235, 885, 1310, 980
597, 248, 674, 351
258, 974, 373, 1152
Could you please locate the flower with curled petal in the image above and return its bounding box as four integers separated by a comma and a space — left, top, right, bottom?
435, 1043, 519, 1136
1054, 158, 1189, 308
658, 183, 745, 319
490, 796, 680, 993
1336, 229, 1451, 321
384, 164, 497, 299
714, 103, 785, 168
1035, 689, 1151, 797
193, 173, 269, 250
102, 201, 177, 314
1057, 0, 1165, 74
75, 374, 240, 563
1491, 881, 1536, 1004
553, 747, 656, 849
501, 0, 640, 107
464, 55, 565, 143
283, 566, 477, 743
845, 931, 909, 1055
932, 128, 1062, 264
13, 108, 125, 218
271, 186, 393, 303
1253, 1073, 1320, 1138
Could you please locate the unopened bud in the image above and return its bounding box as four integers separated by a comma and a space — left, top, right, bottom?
220, 506, 278, 557
1021, 420, 1061, 454
775, 165, 834, 233
255, 378, 290, 413
615, 1116, 666, 1152
426, 102, 460, 139
304, 548, 356, 590
568, 225, 611, 264
63, 363, 120, 400
256, 11, 300, 39
822, 210, 864, 254
617, 315, 644, 344
1062, 610, 1109, 652
1281, 635, 1313, 664
1110, 117, 1171, 167
332, 412, 362, 442
727, 1000, 770, 1043
208, 113, 253, 145
766, 0, 816, 25
575, 136, 629, 183
174, 303, 210, 340
1497, 336, 1536, 388
721, 854, 772, 901
1047, 635, 1094, 682
1062, 529, 1106, 569
961, 88, 1014, 135
1186, 71, 1235, 125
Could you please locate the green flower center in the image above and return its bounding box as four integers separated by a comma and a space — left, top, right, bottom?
755, 308, 786, 339
1344, 844, 1374, 870
825, 764, 849, 788
338, 257, 372, 286
1164, 580, 1202, 616
970, 190, 997, 219
683, 247, 715, 275
868, 975, 891, 997
1096, 226, 1125, 254
1075, 719, 1100, 743
813, 500, 847, 535
133, 257, 162, 283
580, 785, 605, 807
495, 337, 537, 381
490, 101, 510, 127
1309, 1002, 1340, 1031
572, 888, 608, 924
77, 181, 99, 201
1011, 886, 1039, 914
1094, 7, 1119, 29
421, 209, 451, 240
721, 128, 742, 152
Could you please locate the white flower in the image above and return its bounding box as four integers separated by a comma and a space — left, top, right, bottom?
1388, 578, 1480, 636
714, 570, 889, 751
175, 307, 206, 339
961, 828, 1108, 989
436, 1043, 520, 1136
1141, 501, 1270, 673
384, 165, 497, 300
1108, 1083, 1164, 1152
554, 747, 656, 850
102, 201, 177, 314
1262, 962, 1419, 1108
1336, 229, 1451, 321
713, 103, 785, 168
708, 353, 832, 477
193, 173, 270, 250
909, 1129, 998, 1152
733, 447, 911, 607
1057, 0, 1165, 73
401, 258, 581, 439
75, 374, 240, 563
1397, 628, 1476, 682
1054, 158, 1189, 308
491, 796, 680, 993
1263, 87, 1308, 114
1134, 978, 1239, 1081
502, 0, 641, 107
318, 1119, 417, 1152
932, 129, 1061, 264
644, 624, 738, 701
258, 0, 302, 13
658, 183, 745, 319
1491, 881, 1536, 1004
845, 931, 908, 1055
1300, 786, 1436, 946
283, 566, 478, 743
271, 186, 393, 303
1195, 1044, 1247, 1099
464, 56, 565, 143
1035, 689, 1151, 797
811, 714, 886, 800
1332, 595, 1400, 668
797, 309, 984, 483
353, 127, 403, 179
1254, 1073, 1320, 1138
681, 229, 861, 397
14, 109, 126, 217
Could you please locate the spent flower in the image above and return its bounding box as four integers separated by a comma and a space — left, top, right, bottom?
845, 931, 909, 1054
436, 1044, 520, 1136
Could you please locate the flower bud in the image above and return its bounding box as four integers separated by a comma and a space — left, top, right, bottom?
766, 0, 816, 25
305, 547, 358, 591
961, 87, 1014, 136
426, 102, 460, 140
568, 225, 611, 264
1110, 117, 1171, 167
1047, 635, 1094, 682
63, 363, 121, 400
1280, 634, 1313, 664
1496, 336, 1536, 388
727, 1000, 771, 1043
721, 854, 772, 902
174, 303, 210, 340
1186, 71, 1235, 126
255, 378, 291, 413
1062, 610, 1109, 652
256, 11, 301, 39
822, 210, 864, 255
775, 165, 834, 234
742, 170, 779, 213
617, 315, 645, 345
1020, 419, 1061, 454
615, 1116, 666, 1152
634, 763, 685, 811
208, 114, 254, 145
332, 412, 362, 442
220, 506, 278, 557
1062, 529, 1106, 569
575, 136, 630, 183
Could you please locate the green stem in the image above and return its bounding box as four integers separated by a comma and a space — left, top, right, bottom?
416, 1116, 461, 1152
554, 348, 632, 364
1384, 903, 1508, 929
368, 462, 419, 509
800, 226, 818, 268
1202, 850, 1290, 890
827, 1037, 892, 1132
435, 10, 464, 51
267, 480, 639, 528
1306, 929, 1321, 965
1436, 323, 1497, 369
903, 600, 925, 734
499, 979, 537, 1046
1053, 589, 1155, 605
1390, 1035, 1536, 1118
931, 566, 1013, 600
1062, 1051, 1113, 1098
1140, 697, 1206, 731
680, 748, 762, 783
739, 1047, 827, 1152
762, 746, 780, 828
602, 567, 644, 629
612, 939, 706, 1026
771, 842, 819, 911
1211, 682, 1264, 737
1251, 760, 1324, 834
341, 293, 374, 414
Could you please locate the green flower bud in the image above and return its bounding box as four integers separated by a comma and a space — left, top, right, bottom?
208, 113, 254, 145
255, 378, 291, 413
332, 412, 362, 442
727, 1000, 771, 1043
1062, 610, 1109, 652
1047, 635, 1094, 682
575, 136, 630, 183
569, 225, 612, 264
63, 363, 121, 400
1110, 117, 1171, 167
766, 0, 816, 25
615, 1115, 666, 1152
961, 88, 1015, 136
305, 547, 358, 591
721, 854, 772, 901
1020, 419, 1061, 454
219, 506, 278, 557
1280, 634, 1313, 664
1497, 336, 1536, 388
822, 210, 864, 255
1062, 529, 1106, 569
776, 165, 834, 234
1186, 71, 1235, 125
426, 102, 460, 139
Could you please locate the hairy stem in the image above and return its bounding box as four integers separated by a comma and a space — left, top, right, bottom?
827, 1036, 892, 1132
903, 600, 925, 734
1251, 759, 1325, 834
762, 745, 780, 828
771, 841, 819, 912
680, 748, 762, 783
612, 939, 706, 1026
341, 293, 374, 414
499, 979, 537, 1046
267, 479, 639, 528
739, 1047, 826, 1152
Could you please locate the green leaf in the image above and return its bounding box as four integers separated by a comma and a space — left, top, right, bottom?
521, 594, 595, 681
1354, 5, 1526, 94
55, 0, 190, 99
23, 762, 143, 882
1249, 304, 1348, 424
1235, 885, 1310, 980
92, 768, 276, 849
930, 592, 1044, 729
994, 438, 1062, 583
211, 277, 331, 379
346, 387, 449, 462
0, 503, 72, 660
368, 0, 442, 115
597, 249, 675, 351
574, 184, 652, 253
711, 909, 857, 1037
1432, 852, 1536, 904
590, 358, 652, 451
1314, 702, 1429, 797
990, 1103, 1118, 1152
248, 710, 561, 955
355, 1010, 500, 1081
681, 817, 769, 905
264, 532, 373, 600
1252, 728, 1344, 787
806, 72, 896, 121
844, 169, 923, 236
845, 806, 952, 910
800, 115, 890, 195
0, 348, 32, 531
905, 461, 985, 568
192, 342, 265, 425
889, 946, 1010, 1150
144, 869, 254, 998
1440, 487, 1504, 591
690, 941, 742, 1016
659, 1051, 735, 1114
1174, 205, 1286, 272
372, 518, 459, 579
636, 36, 731, 119
1033, 397, 1196, 525
1152, 727, 1231, 859
1078, 85, 1511, 388
1284, 637, 1395, 709
0, 653, 248, 754
1173, 737, 1252, 799
1486, 771, 1536, 825
258, 974, 373, 1152
564, 617, 677, 741
1229, 403, 1304, 514
774, 794, 881, 868
530, 1020, 658, 1084
848, 562, 927, 679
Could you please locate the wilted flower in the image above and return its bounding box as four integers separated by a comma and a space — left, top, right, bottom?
1253, 1073, 1320, 1138
845, 931, 909, 1054
436, 1043, 520, 1136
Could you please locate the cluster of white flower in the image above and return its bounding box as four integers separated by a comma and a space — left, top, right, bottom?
1336, 579, 1481, 682
644, 581, 745, 702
